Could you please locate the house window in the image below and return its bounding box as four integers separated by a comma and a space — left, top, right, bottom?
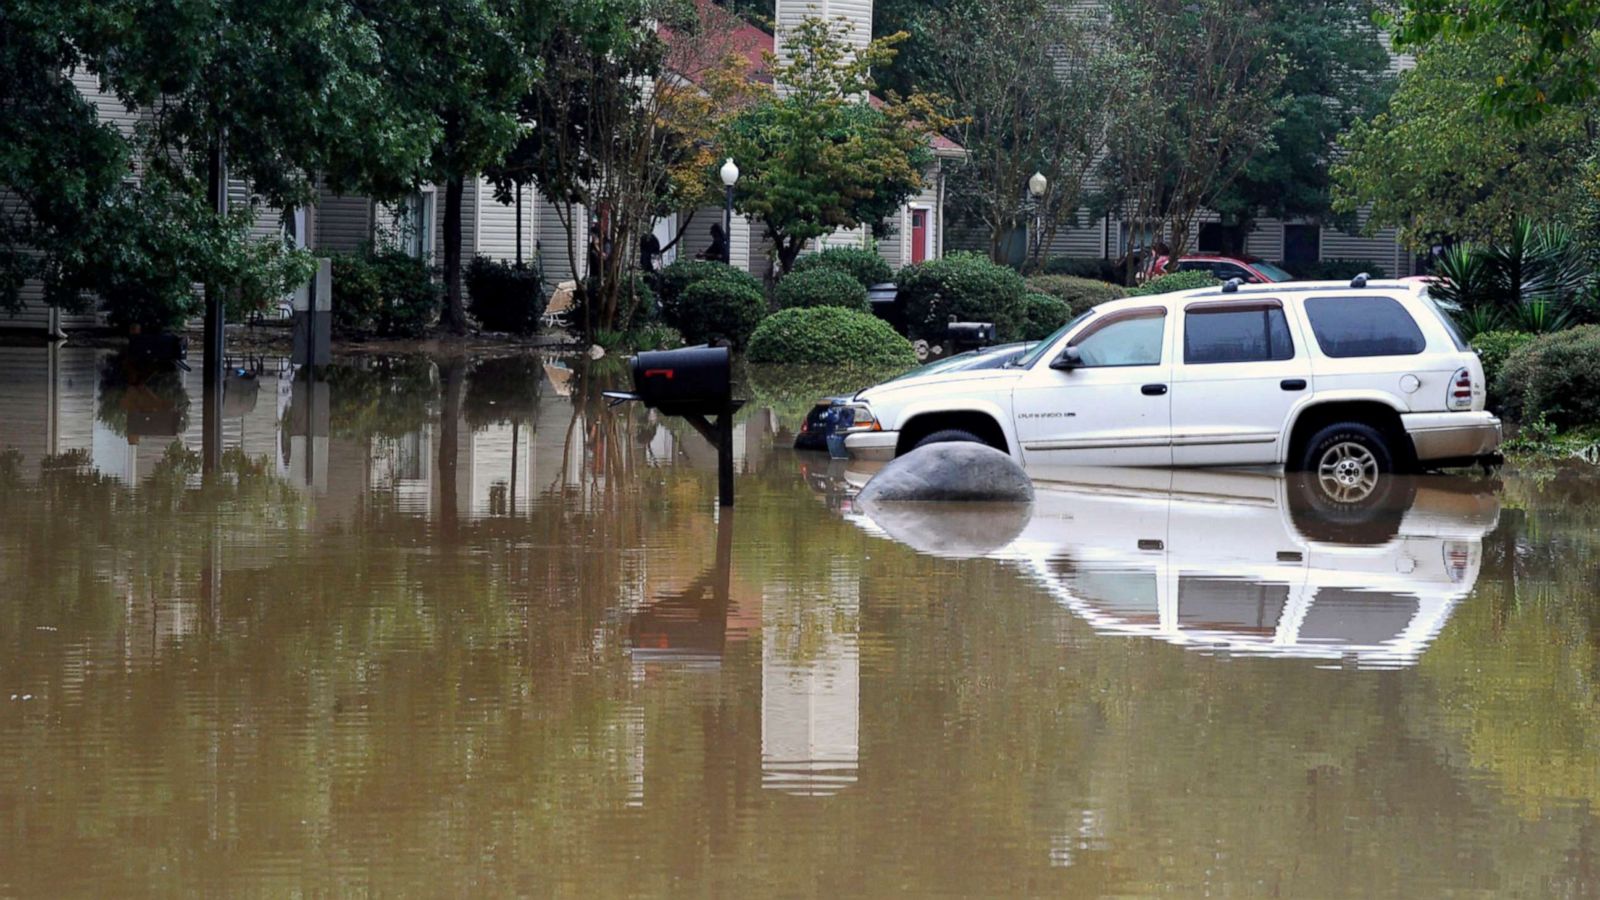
381, 191, 435, 260
1284, 224, 1320, 268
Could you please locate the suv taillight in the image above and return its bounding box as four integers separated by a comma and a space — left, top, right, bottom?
1447, 367, 1474, 411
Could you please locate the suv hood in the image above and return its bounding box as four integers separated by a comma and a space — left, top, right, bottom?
857, 366, 1025, 402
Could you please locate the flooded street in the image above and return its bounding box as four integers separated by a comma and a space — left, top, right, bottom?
3, 346, 1600, 895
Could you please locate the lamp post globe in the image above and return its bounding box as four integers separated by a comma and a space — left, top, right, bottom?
1027, 172, 1048, 271
720, 158, 739, 264
1029, 171, 1047, 198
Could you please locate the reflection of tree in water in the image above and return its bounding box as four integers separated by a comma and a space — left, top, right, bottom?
95, 354, 192, 437
322, 355, 437, 440
464, 356, 543, 428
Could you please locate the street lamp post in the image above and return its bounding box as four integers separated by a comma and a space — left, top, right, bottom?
720, 158, 740, 265
1028, 171, 1048, 273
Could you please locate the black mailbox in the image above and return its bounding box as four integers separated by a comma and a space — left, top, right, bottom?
947, 321, 997, 351
630, 346, 733, 416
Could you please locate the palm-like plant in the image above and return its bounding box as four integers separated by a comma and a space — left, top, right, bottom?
1428, 218, 1591, 334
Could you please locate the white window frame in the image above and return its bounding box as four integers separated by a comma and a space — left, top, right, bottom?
908, 204, 934, 265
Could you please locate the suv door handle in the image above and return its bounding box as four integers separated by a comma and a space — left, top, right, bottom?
1280, 379, 1307, 391
1141, 384, 1168, 396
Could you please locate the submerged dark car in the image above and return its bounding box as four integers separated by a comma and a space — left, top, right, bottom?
794, 342, 1035, 451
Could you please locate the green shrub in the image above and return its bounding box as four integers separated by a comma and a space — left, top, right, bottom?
1025, 274, 1128, 316
677, 278, 767, 347
1020, 292, 1073, 341
747, 306, 919, 367
1128, 270, 1221, 297
466, 257, 546, 334
1043, 256, 1124, 284
1469, 330, 1536, 395
1281, 259, 1388, 281
657, 260, 763, 327
749, 362, 914, 428
896, 251, 1029, 341
331, 250, 440, 337
1495, 325, 1600, 427
774, 268, 869, 311
791, 247, 894, 288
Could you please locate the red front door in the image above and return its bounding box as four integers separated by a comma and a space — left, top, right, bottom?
911, 209, 928, 263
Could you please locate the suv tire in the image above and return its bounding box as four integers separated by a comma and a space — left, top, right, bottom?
914, 429, 988, 450
1297, 422, 1395, 484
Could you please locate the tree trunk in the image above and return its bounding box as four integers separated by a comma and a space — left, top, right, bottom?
438, 357, 467, 536
776, 235, 803, 275
442, 175, 467, 334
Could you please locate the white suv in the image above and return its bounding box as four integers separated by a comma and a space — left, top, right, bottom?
842, 278, 1502, 476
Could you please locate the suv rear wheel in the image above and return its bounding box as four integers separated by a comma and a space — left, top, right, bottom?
1298, 422, 1394, 500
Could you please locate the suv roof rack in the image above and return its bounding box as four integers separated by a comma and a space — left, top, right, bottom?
1221, 277, 1244, 293
1350, 272, 1370, 288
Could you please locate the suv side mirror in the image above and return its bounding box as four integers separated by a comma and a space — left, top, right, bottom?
1050, 346, 1083, 372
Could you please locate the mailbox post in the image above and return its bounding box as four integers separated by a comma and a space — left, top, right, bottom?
605, 346, 742, 507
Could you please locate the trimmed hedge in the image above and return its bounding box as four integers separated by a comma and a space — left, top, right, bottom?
1021, 292, 1073, 341
896, 251, 1029, 341
1025, 275, 1128, 316
466, 257, 545, 334
677, 278, 767, 348
1470, 330, 1536, 398
657, 260, 762, 327
775, 268, 869, 311
792, 247, 894, 288
331, 250, 441, 337
1494, 326, 1600, 427
1129, 270, 1222, 297
747, 306, 919, 367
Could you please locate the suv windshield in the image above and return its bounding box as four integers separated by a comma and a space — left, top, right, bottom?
1012, 311, 1094, 368
1421, 295, 1470, 351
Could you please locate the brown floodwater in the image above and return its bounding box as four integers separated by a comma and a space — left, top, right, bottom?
2, 346, 1600, 896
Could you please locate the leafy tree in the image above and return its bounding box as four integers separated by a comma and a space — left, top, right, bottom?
490, 0, 756, 336
1387, 0, 1600, 123
718, 17, 954, 274
1098, 0, 1285, 266
1208, 0, 1395, 246
371, 0, 549, 333
930, 0, 1128, 268
0, 0, 416, 325
1332, 35, 1592, 249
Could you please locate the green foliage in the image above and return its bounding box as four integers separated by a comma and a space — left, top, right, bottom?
1024, 275, 1128, 316
1430, 219, 1592, 331
748, 361, 915, 427
774, 268, 870, 311
1020, 293, 1073, 341
573, 272, 657, 335
747, 306, 919, 366
330, 250, 441, 338
1495, 326, 1600, 426
719, 17, 952, 272
1503, 414, 1561, 456
0, 0, 432, 327
676, 278, 768, 348
466, 257, 546, 334
896, 252, 1030, 341
1208, 0, 1394, 235
1332, 35, 1591, 248
1470, 330, 1537, 394
1128, 270, 1222, 296
656, 260, 763, 327
1281, 259, 1389, 281
791, 247, 895, 288
1387, 0, 1600, 123
322, 356, 438, 440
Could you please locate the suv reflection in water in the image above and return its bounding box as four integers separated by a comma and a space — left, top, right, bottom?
846, 468, 1499, 668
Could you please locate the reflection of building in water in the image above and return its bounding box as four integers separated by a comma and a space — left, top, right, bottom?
469, 422, 533, 517
761, 567, 860, 796
0, 346, 100, 471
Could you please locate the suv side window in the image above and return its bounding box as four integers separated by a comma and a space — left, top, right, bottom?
1303, 296, 1427, 358
1070, 309, 1166, 367
1184, 302, 1295, 364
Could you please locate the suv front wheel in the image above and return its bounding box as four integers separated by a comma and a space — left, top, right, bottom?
1297, 422, 1395, 501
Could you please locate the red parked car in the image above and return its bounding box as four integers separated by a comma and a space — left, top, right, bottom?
1167, 254, 1295, 284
